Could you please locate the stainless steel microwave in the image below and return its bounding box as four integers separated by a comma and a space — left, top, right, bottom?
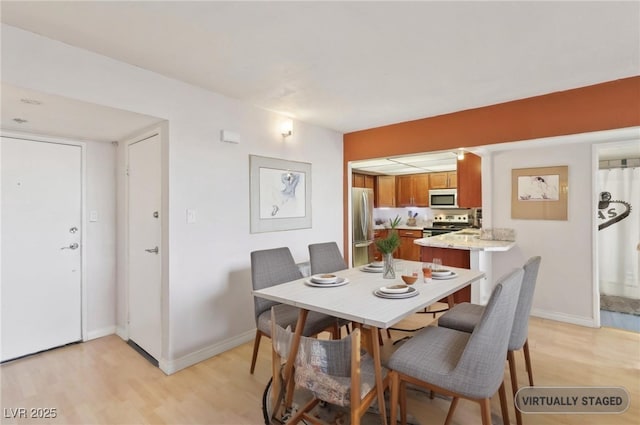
428, 189, 458, 208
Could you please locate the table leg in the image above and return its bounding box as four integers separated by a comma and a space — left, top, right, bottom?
447, 294, 455, 308
274, 308, 308, 418
367, 326, 388, 425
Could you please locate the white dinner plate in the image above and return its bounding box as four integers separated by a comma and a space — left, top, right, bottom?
305, 277, 349, 287
431, 269, 453, 277
432, 272, 458, 280
368, 261, 384, 268
379, 284, 410, 294
361, 266, 384, 273
374, 287, 418, 299
310, 273, 339, 283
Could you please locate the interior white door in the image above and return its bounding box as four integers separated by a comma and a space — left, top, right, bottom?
1, 137, 82, 362
128, 134, 162, 361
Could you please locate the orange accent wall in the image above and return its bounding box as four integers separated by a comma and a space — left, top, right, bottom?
342, 76, 640, 263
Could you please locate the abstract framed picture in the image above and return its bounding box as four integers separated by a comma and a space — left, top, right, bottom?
249, 155, 312, 233
511, 165, 568, 220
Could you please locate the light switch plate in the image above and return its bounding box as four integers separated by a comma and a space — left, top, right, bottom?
186, 209, 197, 224
89, 210, 98, 222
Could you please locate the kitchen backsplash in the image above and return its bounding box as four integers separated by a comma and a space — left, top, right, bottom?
374, 207, 472, 227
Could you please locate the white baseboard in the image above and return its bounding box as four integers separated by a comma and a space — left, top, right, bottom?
531, 308, 597, 328
159, 329, 255, 375
86, 326, 117, 341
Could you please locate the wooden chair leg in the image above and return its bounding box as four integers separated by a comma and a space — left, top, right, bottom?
287, 398, 320, 424
507, 351, 523, 425
523, 339, 534, 386
499, 381, 511, 425
479, 398, 492, 425
332, 322, 340, 340
399, 380, 407, 425
250, 330, 262, 374
444, 397, 459, 425
386, 329, 392, 338
389, 371, 399, 425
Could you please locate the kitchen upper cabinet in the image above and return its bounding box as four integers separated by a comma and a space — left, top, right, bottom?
396, 173, 429, 207
396, 229, 423, 261
352, 173, 375, 189
429, 171, 457, 189
448, 172, 457, 188
375, 175, 395, 207
457, 153, 482, 208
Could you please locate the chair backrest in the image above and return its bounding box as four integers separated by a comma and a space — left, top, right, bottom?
271, 306, 361, 408
251, 247, 303, 322
308, 242, 348, 275
453, 267, 524, 399
509, 256, 542, 350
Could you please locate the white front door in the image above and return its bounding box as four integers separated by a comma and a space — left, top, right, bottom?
1, 137, 82, 362
128, 134, 162, 362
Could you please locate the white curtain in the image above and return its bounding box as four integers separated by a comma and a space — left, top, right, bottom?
598, 167, 640, 299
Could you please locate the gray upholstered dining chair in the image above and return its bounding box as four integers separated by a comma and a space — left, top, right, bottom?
437, 256, 541, 425
387, 267, 525, 425
270, 306, 387, 425
308, 242, 349, 275
308, 242, 353, 337
249, 247, 339, 374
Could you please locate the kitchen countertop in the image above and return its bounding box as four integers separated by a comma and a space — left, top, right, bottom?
414, 229, 515, 252
374, 224, 424, 231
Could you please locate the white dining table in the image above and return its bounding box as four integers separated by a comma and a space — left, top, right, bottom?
253, 259, 485, 425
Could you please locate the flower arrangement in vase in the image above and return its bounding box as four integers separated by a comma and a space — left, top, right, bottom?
375, 215, 402, 278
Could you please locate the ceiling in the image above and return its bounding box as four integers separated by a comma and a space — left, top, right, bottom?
1, 0, 638, 141
1, 83, 163, 143
352, 151, 459, 175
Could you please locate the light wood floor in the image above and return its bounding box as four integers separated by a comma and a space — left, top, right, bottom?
1, 315, 638, 425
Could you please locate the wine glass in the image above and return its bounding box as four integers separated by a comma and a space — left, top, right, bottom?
432, 257, 443, 271
422, 262, 432, 283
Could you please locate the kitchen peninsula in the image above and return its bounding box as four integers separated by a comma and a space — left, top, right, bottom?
414, 229, 515, 305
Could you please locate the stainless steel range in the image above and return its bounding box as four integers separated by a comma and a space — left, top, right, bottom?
423, 213, 472, 237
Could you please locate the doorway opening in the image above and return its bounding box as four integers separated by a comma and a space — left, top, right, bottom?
596, 140, 640, 333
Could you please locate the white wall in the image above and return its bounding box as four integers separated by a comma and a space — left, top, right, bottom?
85, 140, 117, 339
488, 142, 595, 325
2, 25, 344, 372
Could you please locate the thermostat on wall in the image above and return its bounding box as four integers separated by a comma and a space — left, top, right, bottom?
220, 130, 240, 144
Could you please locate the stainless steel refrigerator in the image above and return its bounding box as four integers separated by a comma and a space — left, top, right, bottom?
352, 187, 374, 267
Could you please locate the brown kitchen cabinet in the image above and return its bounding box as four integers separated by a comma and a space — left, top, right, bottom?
396, 229, 423, 261
396, 173, 429, 207
421, 246, 471, 303
457, 153, 481, 208
375, 175, 395, 207
352, 172, 375, 189
429, 171, 457, 189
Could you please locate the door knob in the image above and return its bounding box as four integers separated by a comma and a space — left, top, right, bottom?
145, 246, 159, 254
61, 243, 79, 250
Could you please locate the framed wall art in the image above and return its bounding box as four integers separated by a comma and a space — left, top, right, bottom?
249, 155, 312, 233
511, 165, 568, 220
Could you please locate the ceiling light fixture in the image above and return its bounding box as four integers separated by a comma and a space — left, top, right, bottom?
280, 119, 293, 138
